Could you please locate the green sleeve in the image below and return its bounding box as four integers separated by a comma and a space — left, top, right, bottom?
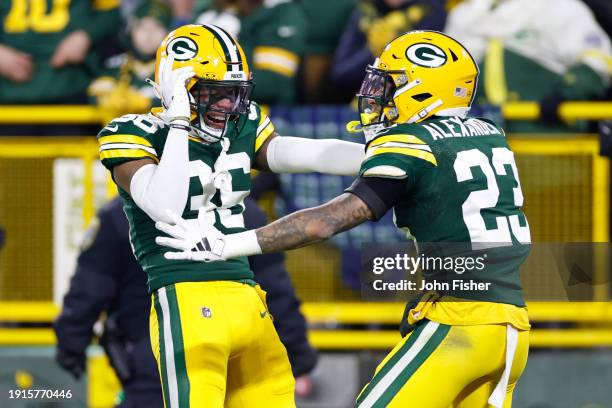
250, 4, 307, 104
359, 127, 437, 180
97, 115, 162, 171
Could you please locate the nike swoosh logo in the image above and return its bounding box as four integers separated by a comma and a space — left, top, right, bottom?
105, 124, 118, 132
260, 310, 268, 318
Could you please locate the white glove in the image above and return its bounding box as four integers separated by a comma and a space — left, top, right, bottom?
155, 209, 262, 262
149, 53, 194, 125
155, 210, 226, 262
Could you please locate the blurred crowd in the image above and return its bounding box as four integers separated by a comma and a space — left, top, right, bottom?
0, 0, 611, 132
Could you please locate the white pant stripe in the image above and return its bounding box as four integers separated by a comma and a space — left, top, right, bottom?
158, 287, 180, 408
359, 321, 440, 408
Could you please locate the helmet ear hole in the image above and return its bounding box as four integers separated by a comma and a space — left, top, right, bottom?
449, 49, 459, 62
412, 93, 432, 102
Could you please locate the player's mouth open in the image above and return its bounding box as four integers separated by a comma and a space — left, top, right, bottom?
204, 112, 226, 129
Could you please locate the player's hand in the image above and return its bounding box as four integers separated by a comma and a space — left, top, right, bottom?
155, 210, 226, 262
50, 30, 91, 68
0, 44, 33, 83
153, 53, 195, 124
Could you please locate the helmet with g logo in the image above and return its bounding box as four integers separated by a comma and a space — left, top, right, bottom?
155, 24, 253, 143
356, 30, 478, 130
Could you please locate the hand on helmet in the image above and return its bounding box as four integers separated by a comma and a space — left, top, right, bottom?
153, 53, 195, 125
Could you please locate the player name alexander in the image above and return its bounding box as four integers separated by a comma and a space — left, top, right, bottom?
372, 279, 492, 291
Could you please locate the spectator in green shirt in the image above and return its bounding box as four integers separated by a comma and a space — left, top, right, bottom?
0, 0, 121, 104
196, 0, 307, 104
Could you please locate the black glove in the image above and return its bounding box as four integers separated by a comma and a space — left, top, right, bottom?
55, 347, 85, 380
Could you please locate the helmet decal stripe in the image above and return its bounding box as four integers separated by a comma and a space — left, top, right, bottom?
213, 25, 243, 72
203, 24, 241, 72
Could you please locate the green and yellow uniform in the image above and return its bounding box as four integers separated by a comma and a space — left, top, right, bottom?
98, 104, 295, 407
0, 0, 120, 103
354, 115, 531, 408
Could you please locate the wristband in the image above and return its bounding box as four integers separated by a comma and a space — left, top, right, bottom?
222, 230, 262, 258
170, 116, 191, 126
170, 123, 191, 132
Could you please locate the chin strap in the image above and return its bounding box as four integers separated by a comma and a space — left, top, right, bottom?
346, 120, 393, 143
346, 120, 363, 133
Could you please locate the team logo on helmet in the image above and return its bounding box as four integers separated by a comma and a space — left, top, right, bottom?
167, 37, 198, 61
405, 43, 447, 68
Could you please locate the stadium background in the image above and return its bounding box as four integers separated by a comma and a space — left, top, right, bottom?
1, 0, 612, 407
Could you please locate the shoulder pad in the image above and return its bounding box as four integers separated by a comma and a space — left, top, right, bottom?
365, 132, 437, 167
98, 113, 164, 138
248, 102, 275, 152
98, 114, 163, 167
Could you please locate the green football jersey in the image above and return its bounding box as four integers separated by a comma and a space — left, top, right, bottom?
360, 116, 531, 306
98, 103, 275, 292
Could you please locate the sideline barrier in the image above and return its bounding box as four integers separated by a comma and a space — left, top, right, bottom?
1, 102, 612, 123
2, 301, 612, 324
2, 327, 612, 349
1, 302, 612, 349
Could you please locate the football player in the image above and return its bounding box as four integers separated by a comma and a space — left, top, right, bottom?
97, 24, 365, 407
156, 31, 532, 407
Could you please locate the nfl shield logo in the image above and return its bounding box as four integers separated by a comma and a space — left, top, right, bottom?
201, 307, 212, 318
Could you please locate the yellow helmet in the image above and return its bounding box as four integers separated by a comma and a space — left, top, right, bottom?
356, 30, 478, 132
155, 24, 253, 142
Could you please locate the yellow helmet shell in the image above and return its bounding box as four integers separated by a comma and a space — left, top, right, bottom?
155, 24, 251, 89
374, 30, 479, 124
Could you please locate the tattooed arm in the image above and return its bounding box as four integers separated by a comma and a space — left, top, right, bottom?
155, 192, 374, 261
255, 193, 374, 253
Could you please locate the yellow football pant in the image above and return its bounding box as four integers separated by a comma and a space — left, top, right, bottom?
356, 320, 529, 408
149, 281, 296, 408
